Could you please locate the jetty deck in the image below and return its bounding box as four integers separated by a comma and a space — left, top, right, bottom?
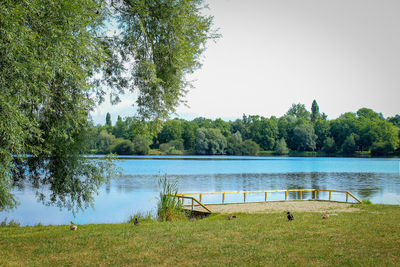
195, 200, 360, 214
178, 189, 362, 214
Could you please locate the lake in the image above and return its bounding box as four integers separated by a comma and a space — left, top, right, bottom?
1, 156, 400, 226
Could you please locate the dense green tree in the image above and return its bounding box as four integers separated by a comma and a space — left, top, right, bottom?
212, 119, 231, 137
226, 132, 243, 155
193, 117, 213, 128
106, 113, 112, 127
231, 118, 249, 140
96, 130, 117, 154
278, 115, 297, 150
274, 138, 289, 155
322, 137, 337, 154
125, 118, 153, 145
371, 141, 395, 155
133, 137, 150, 155
286, 103, 311, 120
356, 114, 398, 151
356, 108, 381, 120
342, 134, 358, 155
292, 124, 317, 151
182, 121, 198, 151
330, 113, 358, 148
313, 119, 330, 150
1, 0, 217, 211
388, 114, 400, 126
373, 120, 399, 150
113, 116, 129, 139
158, 119, 184, 144
311, 100, 320, 122
195, 128, 227, 155
245, 115, 278, 150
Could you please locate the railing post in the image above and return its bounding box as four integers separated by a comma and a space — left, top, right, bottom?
285, 191, 287, 200
244, 192, 247, 202
329, 191, 331, 201
192, 198, 194, 210
314, 190, 318, 199
222, 193, 225, 203
346, 192, 349, 202
300, 191, 303, 200
265, 192, 267, 201
199, 193, 202, 202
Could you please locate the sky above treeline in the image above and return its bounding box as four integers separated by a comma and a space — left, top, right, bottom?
91, 0, 400, 125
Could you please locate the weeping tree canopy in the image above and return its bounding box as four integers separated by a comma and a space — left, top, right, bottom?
0, 0, 218, 211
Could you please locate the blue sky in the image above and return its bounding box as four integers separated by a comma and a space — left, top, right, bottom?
91, 0, 400, 125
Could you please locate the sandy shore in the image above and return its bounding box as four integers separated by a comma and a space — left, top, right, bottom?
195, 200, 360, 214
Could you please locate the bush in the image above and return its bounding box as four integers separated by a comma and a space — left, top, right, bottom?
168, 140, 184, 151
241, 140, 259, 155
149, 149, 164, 155
110, 139, 134, 155
166, 148, 183, 155
159, 143, 171, 152
371, 141, 395, 156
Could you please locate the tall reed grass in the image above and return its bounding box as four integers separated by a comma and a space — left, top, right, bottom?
157, 175, 186, 221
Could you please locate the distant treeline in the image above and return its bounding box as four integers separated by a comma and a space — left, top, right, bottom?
88, 101, 400, 156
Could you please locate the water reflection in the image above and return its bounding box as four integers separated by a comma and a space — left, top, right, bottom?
1, 170, 399, 226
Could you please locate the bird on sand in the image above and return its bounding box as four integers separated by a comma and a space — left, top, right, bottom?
134, 218, 139, 226
70, 221, 77, 231
322, 213, 329, 219
287, 212, 294, 221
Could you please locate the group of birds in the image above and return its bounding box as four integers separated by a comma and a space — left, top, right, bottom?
69, 212, 330, 230
287, 212, 330, 221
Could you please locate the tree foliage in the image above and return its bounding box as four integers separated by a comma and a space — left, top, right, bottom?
112, 0, 219, 120
0, 0, 217, 211
311, 100, 320, 122
342, 134, 357, 155
274, 138, 289, 155
292, 124, 317, 151
88, 106, 399, 158
286, 103, 311, 120
195, 128, 227, 155
322, 137, 336, 154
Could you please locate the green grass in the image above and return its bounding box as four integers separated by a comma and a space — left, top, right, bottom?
1, 204, 400, 266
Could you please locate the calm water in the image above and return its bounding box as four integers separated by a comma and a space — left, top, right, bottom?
1, 156, 400, 226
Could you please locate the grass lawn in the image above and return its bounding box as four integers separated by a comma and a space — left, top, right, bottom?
1, 204, 400, 266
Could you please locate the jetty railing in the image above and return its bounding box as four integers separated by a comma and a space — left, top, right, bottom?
174, 195, 212, 213
176, 189, 362, 205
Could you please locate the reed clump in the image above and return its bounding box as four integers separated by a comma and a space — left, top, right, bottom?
157, 175, 186, 221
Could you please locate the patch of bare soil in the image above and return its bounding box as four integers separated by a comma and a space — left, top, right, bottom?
206, 200, 360, 214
